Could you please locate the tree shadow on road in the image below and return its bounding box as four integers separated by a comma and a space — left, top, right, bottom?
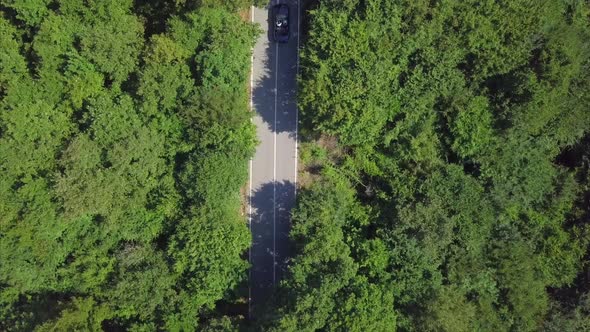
251, 2, 298, 139
248, 179, 295, 316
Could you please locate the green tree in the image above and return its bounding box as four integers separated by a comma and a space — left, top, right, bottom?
272, 0, 590, 330
0, 1, 259, 329
266, 173, 396, 331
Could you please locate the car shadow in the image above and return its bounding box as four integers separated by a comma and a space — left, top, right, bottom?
266, 1, 274, 42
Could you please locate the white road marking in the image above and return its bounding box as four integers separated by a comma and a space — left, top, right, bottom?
248, 4, 254, 320
248, 157, 253, 318
294, 0, 300, 196
273, 41, 279, 286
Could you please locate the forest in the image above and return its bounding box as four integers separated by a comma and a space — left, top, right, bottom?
1, 0, 590, 331
0, 0, 260, 330
260, 0, 590, 331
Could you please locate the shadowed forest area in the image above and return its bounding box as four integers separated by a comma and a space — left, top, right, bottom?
257, 0, 590, 331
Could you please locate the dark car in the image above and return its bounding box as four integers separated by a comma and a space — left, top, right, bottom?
273, 4, 289, 43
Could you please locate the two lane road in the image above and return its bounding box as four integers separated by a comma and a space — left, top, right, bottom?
249, 0, 299, 316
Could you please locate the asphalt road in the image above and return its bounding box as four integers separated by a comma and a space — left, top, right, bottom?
249, 0, 299, 317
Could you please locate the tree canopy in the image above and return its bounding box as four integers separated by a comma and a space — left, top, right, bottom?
0, 0, 258, 330
2, 0, 590, 331
263, 0, 590, 331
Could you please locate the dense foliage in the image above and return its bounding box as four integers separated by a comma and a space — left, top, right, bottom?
3, 0, 590, 330
0, 0, 258, 330
265, 0, 590, 331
